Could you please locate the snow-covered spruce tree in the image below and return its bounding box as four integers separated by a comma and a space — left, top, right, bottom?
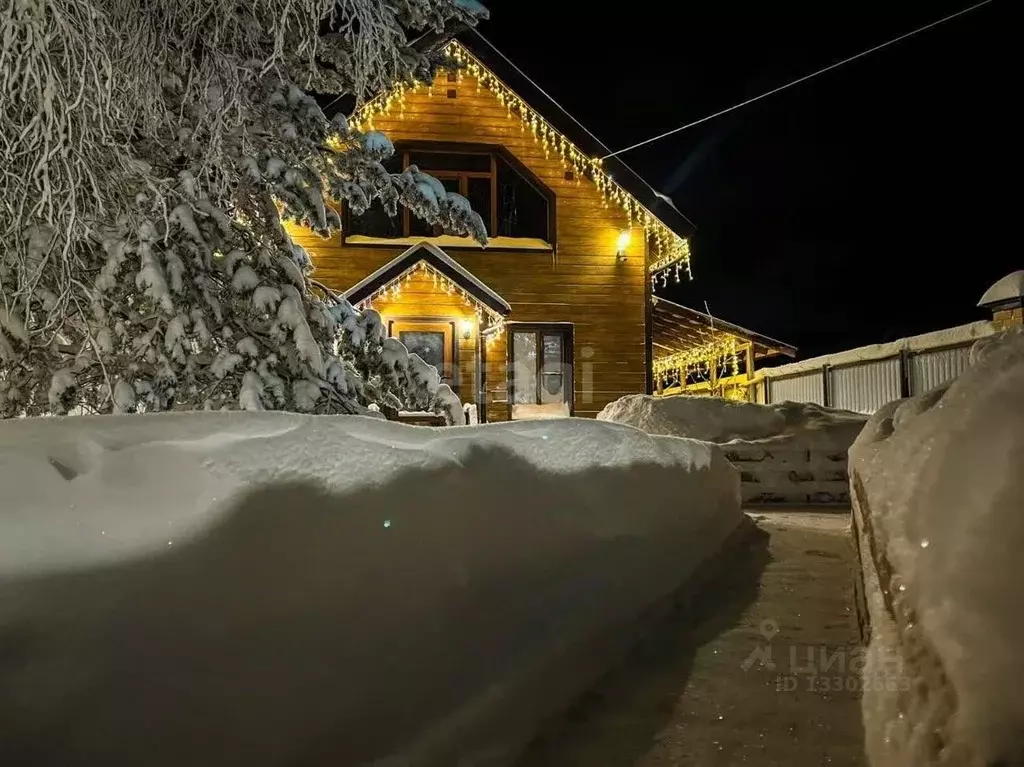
0, 0, 487, 422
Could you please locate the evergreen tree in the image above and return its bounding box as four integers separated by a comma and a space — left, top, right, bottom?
0, 0, 488, 422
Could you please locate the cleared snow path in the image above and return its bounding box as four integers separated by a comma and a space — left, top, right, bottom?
519, 511, 866, 766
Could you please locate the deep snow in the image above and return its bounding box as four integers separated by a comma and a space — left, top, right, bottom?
0, 413, 741, 766
598, 395, 867, 504
850, 328, 1024, 766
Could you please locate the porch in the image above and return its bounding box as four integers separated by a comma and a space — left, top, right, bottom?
651, 297, 796, 401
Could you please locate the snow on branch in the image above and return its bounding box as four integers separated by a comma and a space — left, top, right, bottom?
0, 0, 481, 422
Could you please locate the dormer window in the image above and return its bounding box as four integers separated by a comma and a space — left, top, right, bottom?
345, 144, 554, 246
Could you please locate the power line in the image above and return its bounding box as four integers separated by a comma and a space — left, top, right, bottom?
469, 27, 697, 229
602, 0, 997, 161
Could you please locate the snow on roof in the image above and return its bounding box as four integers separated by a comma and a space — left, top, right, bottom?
343, 240, 511, 314
977, 270, 1024, 308
762, 321, 998, 379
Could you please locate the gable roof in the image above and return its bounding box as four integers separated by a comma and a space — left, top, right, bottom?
652, 297, 797, 360
344, 241, 512, 316
451, 33, 696, 242
352, 35, 694, 276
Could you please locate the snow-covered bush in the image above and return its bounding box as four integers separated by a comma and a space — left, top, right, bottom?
0, 0, 487, 422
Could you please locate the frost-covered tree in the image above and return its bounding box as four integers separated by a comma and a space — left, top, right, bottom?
0, 0, 487, 422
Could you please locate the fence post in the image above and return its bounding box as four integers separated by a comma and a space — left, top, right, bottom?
899, 349, 911, 398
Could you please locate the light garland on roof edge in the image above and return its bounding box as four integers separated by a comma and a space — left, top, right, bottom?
352, 41, 692, 278
651, 262, 688, 292
358, 260, 506, 344
654, 335, 741, 382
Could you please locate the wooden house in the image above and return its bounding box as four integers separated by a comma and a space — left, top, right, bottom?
289, 37, 793, 421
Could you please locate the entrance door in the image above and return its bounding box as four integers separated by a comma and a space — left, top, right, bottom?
388, 319, 457, 392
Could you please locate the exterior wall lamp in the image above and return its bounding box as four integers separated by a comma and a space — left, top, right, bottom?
616, 229, 630, 262
459, 319, 474, 340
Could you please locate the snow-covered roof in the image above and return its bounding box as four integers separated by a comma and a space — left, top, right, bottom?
343, 241, 511, 315
977, 270, 1024, 309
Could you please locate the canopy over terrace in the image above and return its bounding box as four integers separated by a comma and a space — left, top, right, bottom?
651, 297, 796, 398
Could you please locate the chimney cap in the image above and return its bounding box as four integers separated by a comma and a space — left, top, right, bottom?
978, 270, 1024, 310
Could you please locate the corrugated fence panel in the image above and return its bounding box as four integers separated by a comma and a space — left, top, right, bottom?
829, 357, 902, 414
752, 379, 767, 404
909, 345, 972, 395
768, 371, 825, 406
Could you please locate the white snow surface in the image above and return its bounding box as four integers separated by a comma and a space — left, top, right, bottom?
760, 320, 997, 379
0, 412, 741, 766
598, 394, 866, 448
850, 327, 1024, 765
598, 395, 867, 504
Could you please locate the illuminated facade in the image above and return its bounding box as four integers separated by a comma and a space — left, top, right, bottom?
291, 38, 792, 419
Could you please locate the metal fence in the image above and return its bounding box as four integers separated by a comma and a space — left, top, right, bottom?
761, 341, 976, 414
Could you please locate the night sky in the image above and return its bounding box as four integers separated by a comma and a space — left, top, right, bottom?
475, 0, 1014, 358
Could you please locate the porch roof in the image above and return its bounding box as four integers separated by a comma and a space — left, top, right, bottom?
343, 241, 512, 316
652, 297, 797, 360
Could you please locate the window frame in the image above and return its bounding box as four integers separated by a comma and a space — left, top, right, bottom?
507, 322, 574, 419
387, 317, 460, 394
340, 141, 556, 249
403, 150, 498, 238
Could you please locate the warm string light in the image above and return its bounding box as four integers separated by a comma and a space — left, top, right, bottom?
653, 334, 741, 383
357, 261, 506, 343
352, 41, 692, 276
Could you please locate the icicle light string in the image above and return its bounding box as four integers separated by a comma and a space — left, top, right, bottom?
352, 41, 692, 277
604, 0, 998, 160
465, 28, 696, 232
357, 260, 506, 342
653, 333, 741, 384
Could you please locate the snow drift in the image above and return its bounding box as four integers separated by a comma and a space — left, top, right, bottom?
850, 328, 1024, 767
0, 413, 741, 767
598, 395, 867, 504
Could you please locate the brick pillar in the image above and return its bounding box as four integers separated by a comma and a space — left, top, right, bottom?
992, 307, 1024, 330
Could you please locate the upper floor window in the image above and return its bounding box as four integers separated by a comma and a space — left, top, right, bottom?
346, 146, 553, 244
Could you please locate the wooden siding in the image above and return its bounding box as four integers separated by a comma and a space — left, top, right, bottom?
369, 269, 479, 399
293, 68, 647, 419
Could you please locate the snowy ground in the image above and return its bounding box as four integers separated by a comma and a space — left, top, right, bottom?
850, 327, 1024, 766
599, 395, 867, 504
0, 413, 741, 766
518, 512, 866, 766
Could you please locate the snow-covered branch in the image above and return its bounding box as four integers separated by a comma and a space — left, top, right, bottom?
0, 0, 488, 422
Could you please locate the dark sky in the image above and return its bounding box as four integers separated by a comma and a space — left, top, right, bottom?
475, 0, 1014, 358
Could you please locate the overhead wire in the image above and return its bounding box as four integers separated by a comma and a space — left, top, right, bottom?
469, 27, 697, 228
602, 0, 997, 160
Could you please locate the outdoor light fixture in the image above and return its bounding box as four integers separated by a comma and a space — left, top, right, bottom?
616, 229, 630, 261
459, 319, 474, 340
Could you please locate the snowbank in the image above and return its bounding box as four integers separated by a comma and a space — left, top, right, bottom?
0, 413, 741, 766
850, 328, 1024, 766
598, 395, 867, 504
